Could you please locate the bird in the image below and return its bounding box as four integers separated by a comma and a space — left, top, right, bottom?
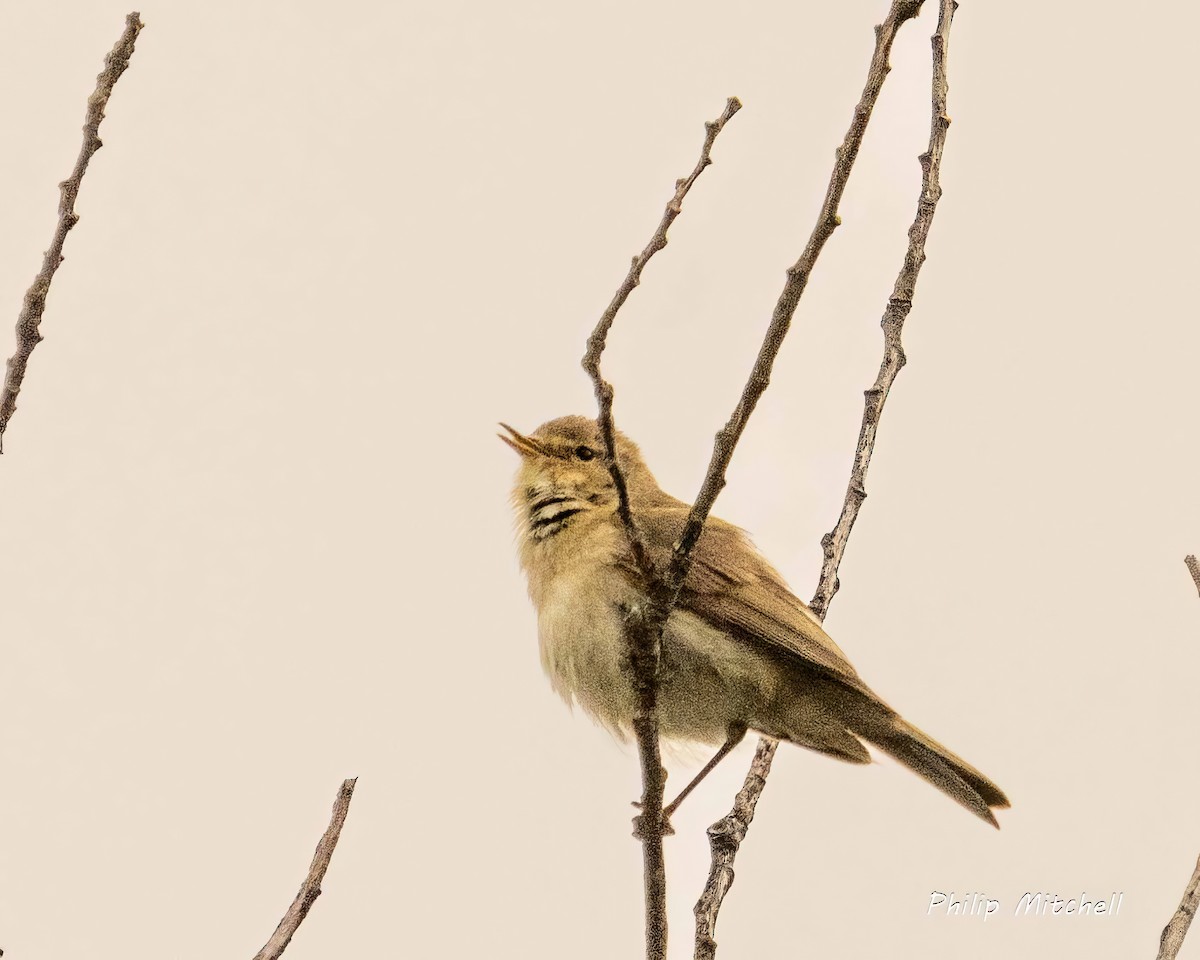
500, 414, 1008, 827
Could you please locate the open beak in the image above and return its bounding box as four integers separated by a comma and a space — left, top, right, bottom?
498, 422, 548, 459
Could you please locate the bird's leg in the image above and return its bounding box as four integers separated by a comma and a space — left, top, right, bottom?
662, 723, 748, 819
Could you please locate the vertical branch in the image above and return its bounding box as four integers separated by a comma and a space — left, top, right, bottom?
0, 12, 144, 453
252, 779, 358, 960
1156, 553, 1200, 960
581, 97, 742, 960
694, 1, 960, 956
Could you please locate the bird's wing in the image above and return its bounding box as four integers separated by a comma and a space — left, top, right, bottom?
633, 505, 871, 695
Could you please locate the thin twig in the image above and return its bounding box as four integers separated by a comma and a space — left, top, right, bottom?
694, 1, 959, 956
0, 12, 144, 453
581, 97, 742, 960
583, 95, 743, 581
1157, 554, 1200, 959
665, 0, 925, 601
252, 779, 357, 960
812, 0, 953, 619
692, 738, 776, 960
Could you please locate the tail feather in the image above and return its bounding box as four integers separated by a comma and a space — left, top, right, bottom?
861, 719, 1008, 827
764, 672, 1009, 827
836, 688, 1010, 827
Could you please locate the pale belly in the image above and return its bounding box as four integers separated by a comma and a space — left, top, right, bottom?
535, 566, 778, 745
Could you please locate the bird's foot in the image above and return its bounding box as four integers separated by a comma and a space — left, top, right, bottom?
631, 801, 675, 838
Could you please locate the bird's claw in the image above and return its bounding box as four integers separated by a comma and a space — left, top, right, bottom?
631, 805, 675, 838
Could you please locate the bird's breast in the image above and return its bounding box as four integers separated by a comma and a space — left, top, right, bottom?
522, 522, 754, 745
531, 532, 641, 737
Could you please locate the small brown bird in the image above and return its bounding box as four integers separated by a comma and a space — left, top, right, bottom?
501, 415, 1008, 827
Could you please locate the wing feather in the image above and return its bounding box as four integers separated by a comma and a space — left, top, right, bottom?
633, 506, 871, 695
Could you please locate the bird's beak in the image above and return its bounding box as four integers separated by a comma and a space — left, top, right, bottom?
498, 422, 548, 459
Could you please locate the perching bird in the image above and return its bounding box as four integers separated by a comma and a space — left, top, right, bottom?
501, 415, 1008, 827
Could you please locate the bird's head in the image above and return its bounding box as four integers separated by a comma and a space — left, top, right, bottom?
499, 415, 662, 539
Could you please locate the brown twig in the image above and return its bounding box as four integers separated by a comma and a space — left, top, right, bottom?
581, 96, 742, 960
812, 0, 953, 620
252, 779, 357, 960
1157, 555, 1200, 959
693, 738, 776, 959
666, 0, 925, 601
693, 1, 959, 956
583, 95, 743, 580
1158, 856, 1200, 959
0, 11, 143, 454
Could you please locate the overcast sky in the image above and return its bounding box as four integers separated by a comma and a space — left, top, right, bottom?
1, 2, 1198, 958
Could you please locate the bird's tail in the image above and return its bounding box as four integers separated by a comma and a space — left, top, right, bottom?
844, 693, 1010, 827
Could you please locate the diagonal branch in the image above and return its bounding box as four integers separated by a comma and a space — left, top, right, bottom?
584, 95, 743, 581
811, 0, 955, 620
694, 1, 959, 956
1158, 855, 1200, 960
252, 779, 357, 960
694, 735, 776, 955
666, 0, 925, 601
1156, 553, 1200, 960
580, 96, 742, 960
0, 11, 144, 454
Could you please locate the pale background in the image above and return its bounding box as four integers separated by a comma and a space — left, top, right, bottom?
1, 2, 1197, 958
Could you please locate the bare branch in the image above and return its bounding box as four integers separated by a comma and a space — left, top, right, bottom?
252, 779, 357, 960
0, 12, 144, 453
666, 0, 925, 600
1157, 555, 1200, 959
694, 1, 961, 955
1159, 856, 1200, 958
583, 95, 743, 581
693, 738, 776, 959
811, 0, 954, 619
580, 97, 742, 960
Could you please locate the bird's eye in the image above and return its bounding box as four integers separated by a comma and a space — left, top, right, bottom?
574, 445, 596, 461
